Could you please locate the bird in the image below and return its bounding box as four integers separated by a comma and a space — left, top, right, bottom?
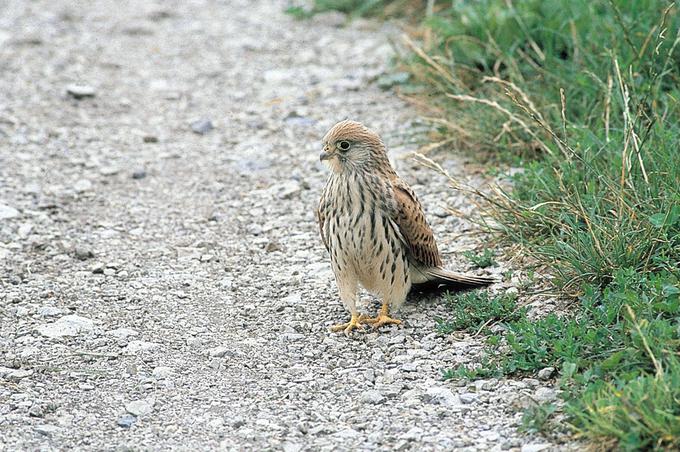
317, 120, 494, 335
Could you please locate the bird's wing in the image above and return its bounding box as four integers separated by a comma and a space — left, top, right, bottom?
391, 177, 443, 268
316, 201, 329, 252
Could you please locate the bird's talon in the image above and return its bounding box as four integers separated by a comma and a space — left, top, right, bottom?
330, 314, 363, 335
362, 315, 402, 329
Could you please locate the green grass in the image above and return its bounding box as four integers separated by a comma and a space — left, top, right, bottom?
462, 248, 496, 268
436, 289, 522, 334
304, 0, 680, 449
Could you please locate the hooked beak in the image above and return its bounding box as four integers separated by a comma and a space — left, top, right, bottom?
319, 151, 333, 161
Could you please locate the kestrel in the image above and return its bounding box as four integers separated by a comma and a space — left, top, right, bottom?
317, 120, 494, 335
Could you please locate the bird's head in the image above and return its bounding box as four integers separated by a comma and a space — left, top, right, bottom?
320, 120, 390, 174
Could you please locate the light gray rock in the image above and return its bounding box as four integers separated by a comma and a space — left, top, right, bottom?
0, 367, 33, 381
537, 367, 555, 380
459, 392, 478, 404
0, 204, 19, 219
360, 390, 385, 404
35, 424, 61, 436
37, 306, 63, 318
521, 444, 551, 452
425, 387, 460, 406
152, 366, 173, 379
117, 414, 136, 428
36, 315, 95, 338
107, 327, 139, 338
191, 118, 213, 134
73, 179, 93, 193
66, 84, 95, 98
206, 346, 229, 358
124, 340, 159, 353
125, 398, 155, 416
534, 387, 558, 402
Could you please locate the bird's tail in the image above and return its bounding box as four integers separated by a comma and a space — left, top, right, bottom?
414, 267, 496, 291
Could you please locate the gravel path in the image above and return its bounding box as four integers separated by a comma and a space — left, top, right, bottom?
1, 1, 574, 450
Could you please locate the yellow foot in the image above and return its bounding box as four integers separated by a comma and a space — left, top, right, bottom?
361, 314, 402, 329
330, 313, 364, 336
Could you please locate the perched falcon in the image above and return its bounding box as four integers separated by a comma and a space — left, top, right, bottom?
317, 120, 494, 334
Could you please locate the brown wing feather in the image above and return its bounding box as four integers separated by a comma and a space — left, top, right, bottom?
316, 205, 329, 251
392, 178, 443, 268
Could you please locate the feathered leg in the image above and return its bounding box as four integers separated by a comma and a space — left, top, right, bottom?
330, 274, 363, 335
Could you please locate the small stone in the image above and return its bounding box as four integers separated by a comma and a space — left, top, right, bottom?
401, 362, 418, 372
200, 254, 214, 262
36, 315, 95, 338
131, 170, 147, 179
0, 367, 33, 381
433, 207, 450, 218
231, 416, 246, 428
66, 84, 95, 99
402, 426, 423, 441
191, 118, 213, 134
521, 444, 551, 452
219, 277, 233, 289
124, 341, 159, 353
282, 442, 303, 452
269, 181, 301, 200
459, 392, 478, 404
91, 263, 105, 274
142, 135, 158, 143
103, 268, 116, 276
360, 390, 385, 404
284, 112, 316, 127
125, 399, 155, 416
73, 179, 93, 193
206, 346, 229, 358
389, 335, 406, 345
501, 439, 522, 450
425, 387, 460, 407
0, 204, 19, 220
29, 404, 45, 418
152, 366, 173, 379
534, 387, 557, 402
18, 223, 33, 238
117, 414, 136, 428
537, 367, 555, 380
35, 424, 60, 436
74, 246, 94, 260
99, 166, 120, 176
37, 306, 63, 317
265, 241, 282, 253
106, 328, 139, 339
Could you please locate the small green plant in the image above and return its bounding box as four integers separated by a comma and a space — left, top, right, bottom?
520, 403, 558, 434
462, 249, 496, 268
436, 290, 523, 334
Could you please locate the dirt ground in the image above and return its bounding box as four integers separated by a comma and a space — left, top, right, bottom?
0, 1, 575, 450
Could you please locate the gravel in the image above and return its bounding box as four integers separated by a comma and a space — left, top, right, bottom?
0, 0, 579, 450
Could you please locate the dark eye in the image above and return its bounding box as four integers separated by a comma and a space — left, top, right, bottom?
337, 140, 351, 152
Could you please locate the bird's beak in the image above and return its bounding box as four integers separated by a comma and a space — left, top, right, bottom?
320, 151, 332, 161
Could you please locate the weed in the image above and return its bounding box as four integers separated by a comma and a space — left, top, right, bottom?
462, 249, 496, 268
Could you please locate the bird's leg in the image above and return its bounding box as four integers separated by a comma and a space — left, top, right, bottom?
361, 302, 402, 329
330, 279, 364, 336
330, 312, 364, 336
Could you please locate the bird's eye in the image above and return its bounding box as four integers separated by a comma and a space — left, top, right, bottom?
337, 141, 351, 152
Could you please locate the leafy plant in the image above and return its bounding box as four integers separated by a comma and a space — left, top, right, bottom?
462, 248, 496, 268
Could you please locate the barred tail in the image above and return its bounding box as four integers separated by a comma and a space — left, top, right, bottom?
412, 266, 496, 290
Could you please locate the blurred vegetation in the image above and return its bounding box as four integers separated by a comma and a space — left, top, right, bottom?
292, 0, 680, 449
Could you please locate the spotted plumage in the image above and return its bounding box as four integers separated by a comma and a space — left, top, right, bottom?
317, 120, 494, 334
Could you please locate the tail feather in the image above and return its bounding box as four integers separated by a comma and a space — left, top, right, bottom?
414, 267, 496, 291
